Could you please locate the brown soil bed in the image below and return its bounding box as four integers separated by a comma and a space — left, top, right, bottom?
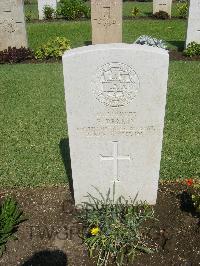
169, 51, 200, 61
0, 182, 199, 266
3, 51, 199, 66
28, 16, 186, 24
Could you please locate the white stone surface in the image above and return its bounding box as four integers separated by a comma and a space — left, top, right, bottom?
63, 44, 169, 206
186, 0, 200, 47
0, 0, 27, 51
38, 0, 57, 20
153, 0, 172, 17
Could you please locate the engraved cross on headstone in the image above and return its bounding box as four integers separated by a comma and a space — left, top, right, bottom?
100, 141, 131, 182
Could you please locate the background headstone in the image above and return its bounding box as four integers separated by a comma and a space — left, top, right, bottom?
38, 0, 57, 20
153, 0, 172, 17
63, 44, 169, 205
186, 0, 200, 47
0, 0, 27, 51
91, 0, 122, 44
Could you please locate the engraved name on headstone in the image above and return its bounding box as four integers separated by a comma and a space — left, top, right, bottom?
0, 0, 27, 51
186, 0, 200, 46
91, 0, 122, 44
63, 44, 169, 205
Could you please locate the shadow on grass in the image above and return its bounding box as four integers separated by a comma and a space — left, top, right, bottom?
59, 138, 74, 202
180, 191, 200, 221
167, 40, 185, 52
84, 41, 92, 46
21, 250, 68, 266
143, 12, 152, 17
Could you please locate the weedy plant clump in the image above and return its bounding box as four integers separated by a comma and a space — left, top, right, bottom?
131, 7, 140, 18
184, 42, 200, 57
34, 37, 71, 60
57, 0, 90, 20
177, 2, 188, 19
43, 5, 56, 20
0, 197, 24, 256
78, 185, 155, 266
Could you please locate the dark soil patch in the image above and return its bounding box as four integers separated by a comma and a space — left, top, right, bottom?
27, 16, 186, 24
0, 182, 199, 266
169, 50, 200, 61
2, 51, 200, 66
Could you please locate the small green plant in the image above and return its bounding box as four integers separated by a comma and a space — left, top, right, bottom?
0, 197, 24, 256
34, 37, 71, 60
131, 7, 140, 18
184, 42, 200, 57
57, 0, 90, 20
43, 5, 55, 20
177, 2, 188, 19
78, 185, 155, 266
25, 11, 33, 22
153, 11, 170, 20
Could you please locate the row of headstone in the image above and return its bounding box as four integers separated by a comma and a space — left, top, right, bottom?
91, 0, 200, 47
0, 0, 199, 53
38, 0, 173, 22
0, 0, 198, 206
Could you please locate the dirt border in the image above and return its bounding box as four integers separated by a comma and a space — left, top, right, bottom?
0, 180, 199, 266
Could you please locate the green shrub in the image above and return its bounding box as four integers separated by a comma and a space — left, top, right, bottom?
131, 7, 140, 18
25, 11, 33, 22
78, 186, 155, 266
57, 0, 90, 20
0, 197, 24, 256
43, 5, 55, 20
177, 3, 188, 19
34, 37, 71, 60
184, 42, 200, 57
24, 0, 31, 4
153, 11, 170, 20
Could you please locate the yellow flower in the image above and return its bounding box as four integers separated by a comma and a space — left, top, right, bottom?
90, 227, 100, 236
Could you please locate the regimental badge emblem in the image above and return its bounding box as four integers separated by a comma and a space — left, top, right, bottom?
92, 62, 140, 107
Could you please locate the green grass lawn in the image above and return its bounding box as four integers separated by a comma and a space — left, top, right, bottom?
27, 19, 187, 51
24, 1, 183, 20
0, 62, 199, 187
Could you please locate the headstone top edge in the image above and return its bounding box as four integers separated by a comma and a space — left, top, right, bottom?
62, 43, 169, 59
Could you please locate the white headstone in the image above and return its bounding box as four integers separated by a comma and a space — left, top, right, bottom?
38, 0, 57, 20
186, 0, 200, 47
153, 0, 172, 17
63, 44, 169, 205
0, 0, 27, 51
